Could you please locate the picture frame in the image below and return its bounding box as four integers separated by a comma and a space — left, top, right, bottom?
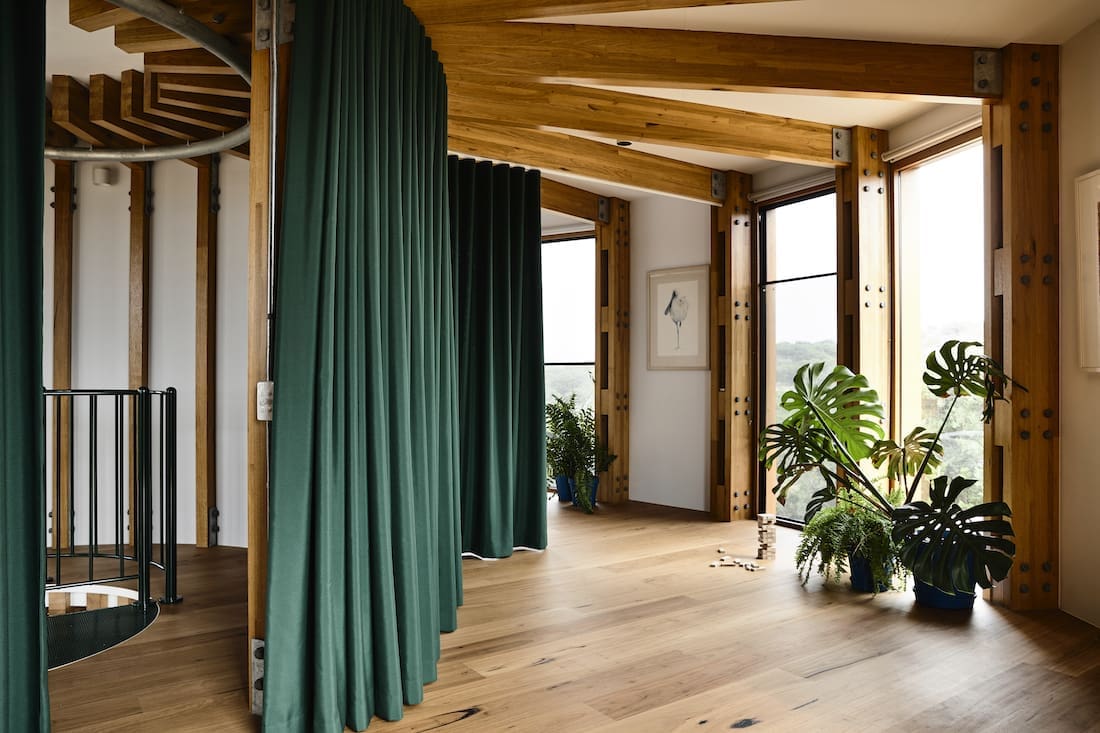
1076, 169, 1100, 371
647, 265, 710, 370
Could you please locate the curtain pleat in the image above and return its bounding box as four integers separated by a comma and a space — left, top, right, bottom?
263, 1, 460, 730
0, 3, 49, 731
450, 158, 547, 558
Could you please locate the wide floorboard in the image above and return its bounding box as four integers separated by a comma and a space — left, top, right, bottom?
49, 501, 1100, 732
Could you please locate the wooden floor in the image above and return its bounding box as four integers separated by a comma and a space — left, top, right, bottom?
50, 501, 1100, 732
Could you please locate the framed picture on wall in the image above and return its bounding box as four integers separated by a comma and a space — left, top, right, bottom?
647, 265, 710, 370
1076, 168, 1100, 371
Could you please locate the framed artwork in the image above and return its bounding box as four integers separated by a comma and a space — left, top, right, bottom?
1076, 169, 1100, 371
647, 265, 709, 370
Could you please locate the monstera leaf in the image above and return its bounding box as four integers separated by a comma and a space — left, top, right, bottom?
923, 340, 1020, 422
780, 363, 886, 462
870, 427, 944, 484
759, 421, 841, 507
892, 475, 1016, 595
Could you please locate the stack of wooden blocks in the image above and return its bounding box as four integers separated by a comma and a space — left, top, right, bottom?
757, 513, 777, 560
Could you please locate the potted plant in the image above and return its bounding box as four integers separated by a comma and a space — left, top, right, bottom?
760, 340, 1019, 608
795, 499, 904, 593
545, 394, 616, 514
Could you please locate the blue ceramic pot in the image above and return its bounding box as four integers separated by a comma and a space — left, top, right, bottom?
848, 552, 889, 593
554, 475, 572, 503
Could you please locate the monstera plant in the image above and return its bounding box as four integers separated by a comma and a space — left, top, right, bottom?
760, 340, 1020, 603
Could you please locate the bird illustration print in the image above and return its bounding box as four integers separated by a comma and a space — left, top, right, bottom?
664, 290, 689, 350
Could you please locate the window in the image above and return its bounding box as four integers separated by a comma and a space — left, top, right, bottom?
758, 191, 838, 523
895, 141, 985, 506
542, 236, 596, 411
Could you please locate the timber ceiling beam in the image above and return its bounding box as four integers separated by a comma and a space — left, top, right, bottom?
113, 0, 251, 53
51, 75, 134, 148
69, 0, 139, 32
157, 73, 251, 99
121, 70, 208, 141
406, 0, 788, 25
143, 49, 237, 76
89, 74, 187, 148
430, 22, 999, 100
143, 71, 242, 131
541, 178, 600, 221
449, 79, 839, 167
450, 121, 724, 204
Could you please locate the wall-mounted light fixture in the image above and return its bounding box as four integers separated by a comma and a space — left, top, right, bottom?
92, 166, 117, 187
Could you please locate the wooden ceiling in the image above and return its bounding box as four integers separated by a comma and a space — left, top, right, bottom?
57, 0, 997, 199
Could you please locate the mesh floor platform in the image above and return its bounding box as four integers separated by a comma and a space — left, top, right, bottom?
47, 603, 159, 670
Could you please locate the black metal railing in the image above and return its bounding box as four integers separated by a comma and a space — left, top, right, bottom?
44, 387, 180, 611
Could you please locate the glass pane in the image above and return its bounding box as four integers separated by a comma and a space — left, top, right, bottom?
766, 276, 837, 522
545, 364, 595, 413
764, 193, 837, 282
542, 238, 595, 362
898, 144, 985, 506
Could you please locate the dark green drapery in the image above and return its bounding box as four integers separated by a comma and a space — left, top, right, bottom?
263, 2, 461, 730
0, 3, 49, 731
450, 158, 547, 558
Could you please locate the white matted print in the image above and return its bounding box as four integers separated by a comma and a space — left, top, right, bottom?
1076, 169, 1100, 371
648, 265, 709, 370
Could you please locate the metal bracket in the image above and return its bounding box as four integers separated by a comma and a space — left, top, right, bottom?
208, 507, 220, 547
710, 171, 727, 201
209, 153, 221, 214
251, 638, 265, 715
597, 196, 610, 224
831, 128, 852, 164
973, 49, 1003, 95
255, 0, 295, 50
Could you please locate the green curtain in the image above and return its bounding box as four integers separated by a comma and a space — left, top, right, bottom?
263, 1, 461, 731
0, 2, 49, 731
450, 158, 547, 558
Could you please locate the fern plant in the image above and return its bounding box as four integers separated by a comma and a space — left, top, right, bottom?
760, 340, 1020, 596
795, 502, 903, 591
545, 395, 616, 514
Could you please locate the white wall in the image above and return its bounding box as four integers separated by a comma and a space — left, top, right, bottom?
42, 156, 250, 548
629, 195, 712, 511
1059, 19, 1100, 628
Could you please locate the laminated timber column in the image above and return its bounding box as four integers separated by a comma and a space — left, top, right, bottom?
195, 154, 219, 548
710, 171, 754, 521
983, 44, 1059, 611
595, 197, 630, 504
836, 127, 891, 418
52, 160, 76, 551
248, 0, 293, 703
127, 162, 152, 545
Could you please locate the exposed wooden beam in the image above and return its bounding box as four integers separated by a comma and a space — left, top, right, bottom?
144, 71, 241, 131
195, 155, 219, 549
157, 86, 250, 118
541, 178, 599, 221
430, 22, 997, 100
406, 0, 786, 25
120, 70, 210, 141
69, 0, 138, 32
157, 73, 251, 99
450, 121, 722, 204
89, 74, 187, 148
45, 99, 77, 148
114, 0, 251, 53
51, 75, 132, 148
450, 79, 838, 167
143, 49, 236, 76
